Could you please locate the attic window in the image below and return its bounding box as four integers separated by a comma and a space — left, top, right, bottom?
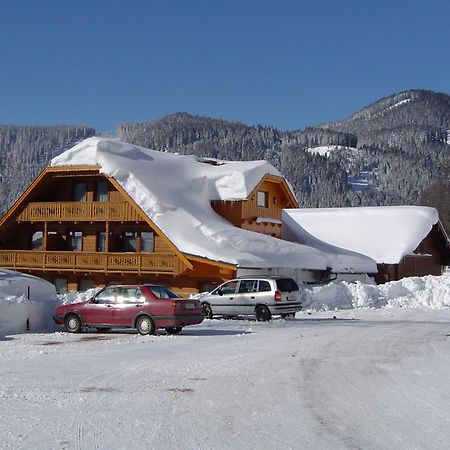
257, 191, 269, 208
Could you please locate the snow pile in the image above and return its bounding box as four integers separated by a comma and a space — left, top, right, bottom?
303, 273, 450, 310
0, 269, 59, 336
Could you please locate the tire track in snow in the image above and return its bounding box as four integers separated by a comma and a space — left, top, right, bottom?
162, 322, 310, 449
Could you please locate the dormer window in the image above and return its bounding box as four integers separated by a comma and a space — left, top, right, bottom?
257, 191, 269, 208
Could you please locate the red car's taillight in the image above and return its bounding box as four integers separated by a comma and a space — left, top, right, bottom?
274, 291, 282, 302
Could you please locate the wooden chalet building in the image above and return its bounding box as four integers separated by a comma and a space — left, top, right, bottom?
0, 158, 298, 295
211, 174, 297, 238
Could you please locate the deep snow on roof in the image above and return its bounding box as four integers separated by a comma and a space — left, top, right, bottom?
283, 206, 440, 264
282, 211, 377, 273
51, 137, 374, 271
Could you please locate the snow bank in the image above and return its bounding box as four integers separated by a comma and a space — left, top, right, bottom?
0, 269, 59, 336
303, 273, 450, 310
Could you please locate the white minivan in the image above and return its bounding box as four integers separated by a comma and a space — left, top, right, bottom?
200, 276, 302, 321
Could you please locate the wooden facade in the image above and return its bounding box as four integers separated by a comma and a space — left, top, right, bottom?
0, 166, 236, 296
211, 174, 298, 238
374, 223, 450, 283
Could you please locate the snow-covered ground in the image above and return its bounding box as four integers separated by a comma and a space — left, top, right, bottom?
1, 273, 450, 449
1, 308, 450, 449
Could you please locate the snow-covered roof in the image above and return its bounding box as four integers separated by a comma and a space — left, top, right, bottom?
51, 137, 374, 272
282, 211, 378, 273
283, 206, 440, 264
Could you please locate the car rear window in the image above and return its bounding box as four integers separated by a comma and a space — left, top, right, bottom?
275, 278, 299, 292
147, 286, 180, 298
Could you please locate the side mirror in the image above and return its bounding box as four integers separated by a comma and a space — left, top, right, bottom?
218, 289, 223, 296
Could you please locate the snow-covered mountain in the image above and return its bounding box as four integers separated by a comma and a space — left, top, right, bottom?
0, 90, 448, 232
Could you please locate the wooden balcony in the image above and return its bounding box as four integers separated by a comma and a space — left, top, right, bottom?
17, 201, 142, 222
0, 250, 186, 276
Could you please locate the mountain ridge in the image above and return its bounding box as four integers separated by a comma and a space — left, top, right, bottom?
0, 89, 448, 231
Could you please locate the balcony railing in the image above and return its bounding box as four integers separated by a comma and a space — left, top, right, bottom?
17, 202, 141, 222
0, 250, 186, 275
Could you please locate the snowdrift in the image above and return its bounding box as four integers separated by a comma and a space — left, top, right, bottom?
303, 273, 450, 310
0, 269, 59, 336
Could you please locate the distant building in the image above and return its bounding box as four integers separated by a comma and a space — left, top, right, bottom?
0, 138, 376, 294
282, 207, 450, 283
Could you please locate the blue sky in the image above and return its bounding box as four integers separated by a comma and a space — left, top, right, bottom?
0, 0, 449, 132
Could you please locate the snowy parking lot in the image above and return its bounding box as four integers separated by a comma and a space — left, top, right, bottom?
1, 308, 450, 450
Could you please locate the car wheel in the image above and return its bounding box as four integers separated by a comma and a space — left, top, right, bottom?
64, 314, 82, 333
255, 305, 271, 321
136, 316, 155, 335
165, 327, 183, 335
281, 313, 296, 319
96, 327, 111, 333
202, 302, 213, 319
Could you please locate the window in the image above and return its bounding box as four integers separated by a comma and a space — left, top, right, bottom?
147, 286, 179, 299
257, 191, 268, 208
68, 231, 83, 251
54, 278, 68, 294
94, 288, 116, 304
275, 278, 299, 292
238, 280, 258, 293
31, 231, 43, 250
97, 231, 107, 252
140, 232, 154, 252
123, 231, 137, 252
95, 181, 108, 202
258, 281, 272, 292
73, 182, 86, 202
79, 279, 94, 292
117, 287, 144, 303
216, 280, 238, 295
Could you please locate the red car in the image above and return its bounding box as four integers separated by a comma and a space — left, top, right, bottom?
53, 284, 203, 335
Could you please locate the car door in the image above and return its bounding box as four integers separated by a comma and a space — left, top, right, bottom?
208, 280, 239, 315
233, 279, 259, 315
113, 287, 145, 326
83, 287, 117, 326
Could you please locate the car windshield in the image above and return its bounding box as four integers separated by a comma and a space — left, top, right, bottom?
276, 278, 299, 292
147, 286, 180, 298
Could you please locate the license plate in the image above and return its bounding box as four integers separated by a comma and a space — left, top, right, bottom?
184, 303, 195, 309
